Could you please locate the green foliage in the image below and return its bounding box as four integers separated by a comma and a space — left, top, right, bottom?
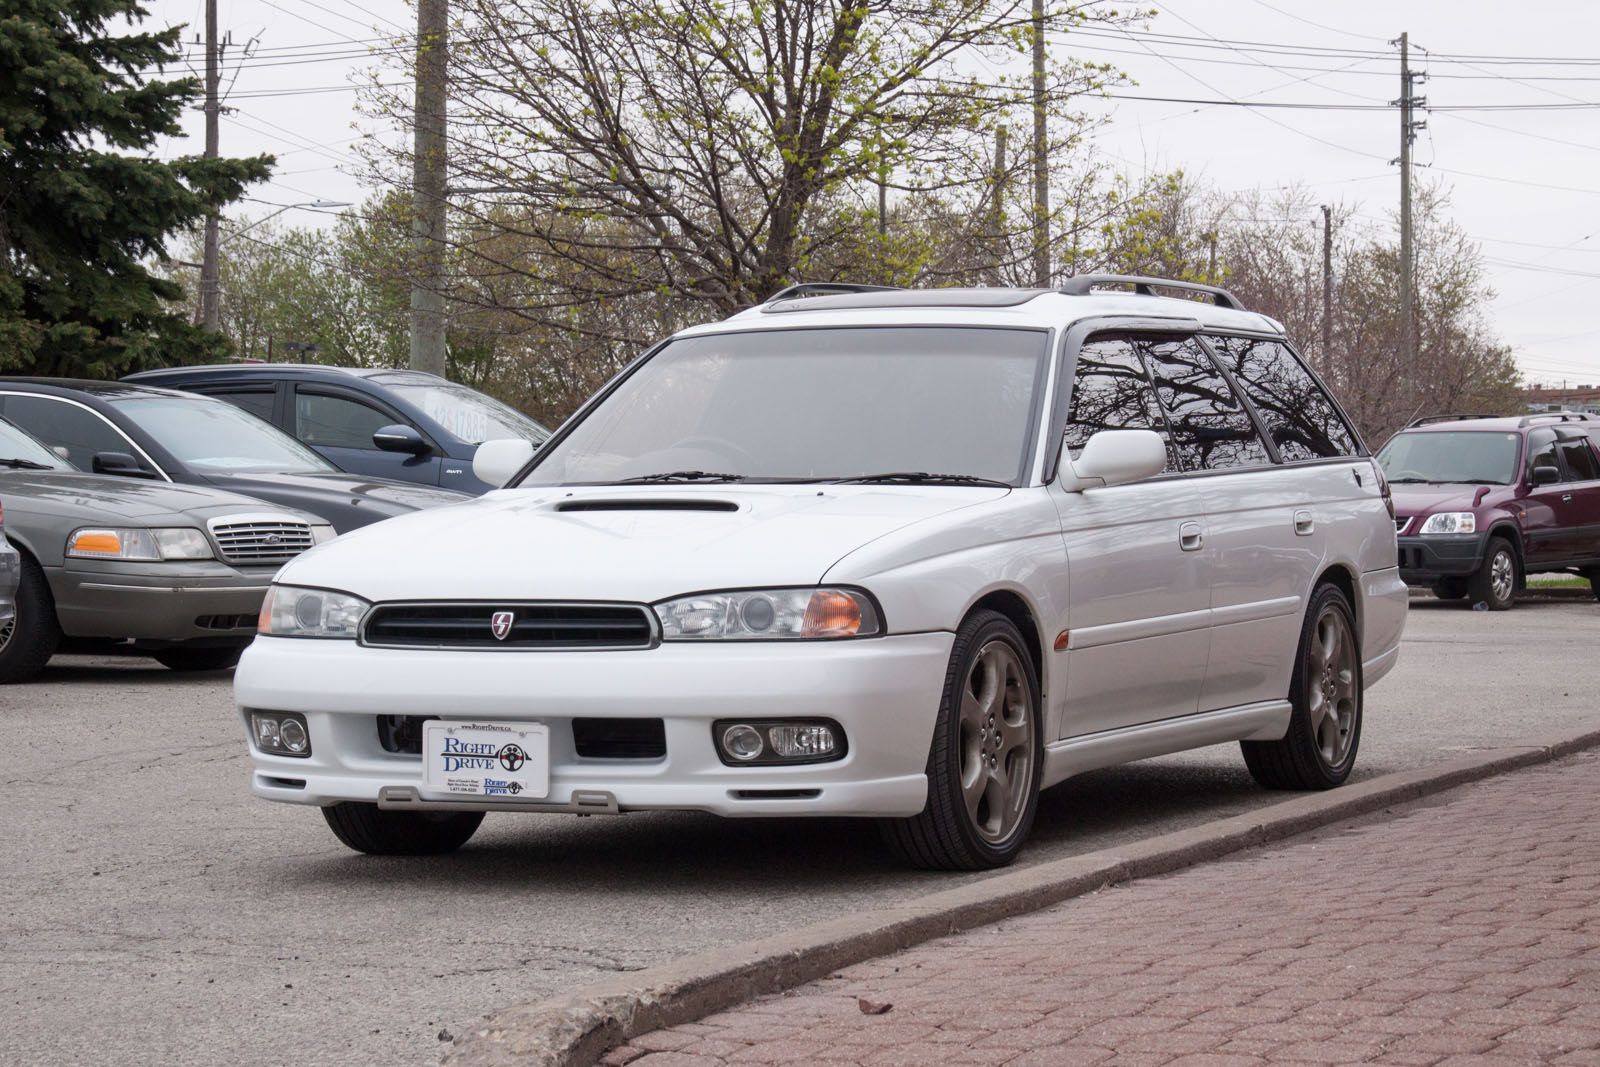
0, 0, 271, 375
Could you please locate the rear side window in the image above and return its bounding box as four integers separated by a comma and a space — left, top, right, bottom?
1064, 337, 1179, 472
1141, 337, 1273, 471
1209, 336, 1360, 460
201, 387, 275, 423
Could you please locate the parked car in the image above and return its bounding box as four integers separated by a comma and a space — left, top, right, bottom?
0, 380, 471, 532
235, 277, 1407, 870
123, 364, 550, 495
0, 498, 18, 649
1377, 411, 1600, 610
0, 414, 334, 682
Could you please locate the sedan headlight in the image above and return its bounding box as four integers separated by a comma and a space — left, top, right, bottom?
1419, 512, 1477, 535
654, 587, 882, 640
66, 527, 214, 561
258, 585, 371, 638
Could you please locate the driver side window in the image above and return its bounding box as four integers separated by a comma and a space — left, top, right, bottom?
1528, 429, 1560, 481
1064, 337, 1179, 472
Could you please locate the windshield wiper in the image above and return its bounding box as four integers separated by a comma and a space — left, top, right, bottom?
0, 457, 53, 471
613, 470, 747, 484
1385, 477, 1434, 484
828, 472, 1011, 488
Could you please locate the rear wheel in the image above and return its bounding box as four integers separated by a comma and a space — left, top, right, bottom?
0, 553, 61, 684
1584, 568, 1600, 603
879, 610, 1042, 871
1431, 577, 1468, 601
1242, 583, 1362, 790
1467, 537, 1517, 611
152, 645, 244, 672
322, 803, 484, 855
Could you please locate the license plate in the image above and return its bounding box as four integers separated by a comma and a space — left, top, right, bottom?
421, 721, 549, 800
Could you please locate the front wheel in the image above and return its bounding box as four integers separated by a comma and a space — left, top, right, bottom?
1467, 537, 1517, 611
0, 553, 61, 684
879, 610, 1042, 871
1241, 583, 1362, 790
1431, 577, 1467, 601
1584, 568, 1600, 603
322, 803, 484, 855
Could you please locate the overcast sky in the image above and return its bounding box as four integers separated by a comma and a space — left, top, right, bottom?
146, 0, 1600, 386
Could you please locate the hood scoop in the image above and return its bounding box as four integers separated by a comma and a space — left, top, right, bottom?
556, 498, 740, 513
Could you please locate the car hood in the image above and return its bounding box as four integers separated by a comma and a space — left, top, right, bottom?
1391, 484, 1503, 516
201, 471, 469, 518
277, 484, 1009, 602
0, 470, 325, 526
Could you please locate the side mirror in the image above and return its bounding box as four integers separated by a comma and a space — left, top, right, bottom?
1532, 464, 1562, 487
372, 423, 431, 456
1058, 429, 1168, 492
91, 451, 157, 479
472, 438, 536, 487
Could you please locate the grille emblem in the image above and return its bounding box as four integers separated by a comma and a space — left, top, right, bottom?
491, 611, 515, 641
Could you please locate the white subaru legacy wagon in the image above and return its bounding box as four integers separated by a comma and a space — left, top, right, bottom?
237, 276, 1407, 870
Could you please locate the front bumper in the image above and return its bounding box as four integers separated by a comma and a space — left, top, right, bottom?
235, 632, 955, 818
1396, 533, 1487, 584
50, 559, 277, 643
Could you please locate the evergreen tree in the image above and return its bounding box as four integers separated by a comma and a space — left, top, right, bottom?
0, 0, 271, 375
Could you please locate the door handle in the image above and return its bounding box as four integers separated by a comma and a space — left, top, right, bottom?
1562, 493, 1574, 502
1294, 509, 1315, 536
1179, 522, 1204, 551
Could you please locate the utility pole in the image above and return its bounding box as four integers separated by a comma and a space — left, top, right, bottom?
877, 176, 887, 237
992, 126, 1007, 284
199, 0, 222, 331
1394, 31, 1425, 368
1030, 0, 1049, 287
409, 0, 449, 375
1322, 205, 1334, 357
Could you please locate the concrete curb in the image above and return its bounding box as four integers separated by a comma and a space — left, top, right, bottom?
444, 725, 1600, 1067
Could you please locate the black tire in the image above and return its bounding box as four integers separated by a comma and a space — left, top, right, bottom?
0, 552, 61, 684
321, 803, 485, 856
1467, 537, 1517, 611
152, 645, 244, 672
1584, 568, 1600, 603
879, 610, 1043, 871
1242, 583, 1363, 791
1431, 578, 1468, 601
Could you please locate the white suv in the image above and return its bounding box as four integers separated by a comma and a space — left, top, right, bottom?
236, 277, 1407, 870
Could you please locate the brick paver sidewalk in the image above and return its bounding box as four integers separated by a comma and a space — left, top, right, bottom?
607, 752, 1600, 1066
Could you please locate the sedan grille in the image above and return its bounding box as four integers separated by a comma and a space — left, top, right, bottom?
1394, 517, 1411, 535
361, 603, 656, 650
208, 516, 315, 564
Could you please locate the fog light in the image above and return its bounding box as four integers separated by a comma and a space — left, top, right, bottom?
722, 724, 764, 761
768, 724, 836, 758
250, 712, 311, 758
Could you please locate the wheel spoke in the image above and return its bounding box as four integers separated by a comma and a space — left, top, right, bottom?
962, 756, 986, 824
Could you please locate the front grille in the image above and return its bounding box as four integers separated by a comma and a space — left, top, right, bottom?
209, 518, 314, 564
377, 715, 429, 754
1394, 517, 1411, 534
362, 603, 655, 649
573, 718, 666, 759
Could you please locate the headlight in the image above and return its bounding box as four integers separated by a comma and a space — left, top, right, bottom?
654, 587, 882, 640
66, 527, 214, 561
258, 585, 370, 638
1419, 512, 1477, 535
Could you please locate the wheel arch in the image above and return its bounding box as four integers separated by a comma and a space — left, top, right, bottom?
962, 588, 1045, 693
1483, 521, 1525, 586
1315, 562, 1360, 638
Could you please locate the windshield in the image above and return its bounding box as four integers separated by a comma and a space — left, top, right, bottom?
0, 416, 74, 470
112, 395, 335, 474
374, 376, 550, 446
1378, 431, 1522, 485
521, 327, 1049, 487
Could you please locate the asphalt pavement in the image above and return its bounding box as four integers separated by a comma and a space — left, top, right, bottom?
3, 599, 1597, 1067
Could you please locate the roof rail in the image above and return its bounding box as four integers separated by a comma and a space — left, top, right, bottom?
1405, 413, 1498, 429
1059, 274, 1246, 311
1519, 411, 1598, 427
764, 282, 902, 303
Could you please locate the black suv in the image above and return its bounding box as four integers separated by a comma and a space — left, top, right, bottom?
124, 364, 549, 495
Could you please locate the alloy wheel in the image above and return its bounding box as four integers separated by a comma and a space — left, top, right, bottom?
957, 640, 1035, 843
1490, 548, 1515, 604
1307, 604, 1358, 767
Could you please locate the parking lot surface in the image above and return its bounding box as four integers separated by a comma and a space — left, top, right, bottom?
3, 600, 1598, 1066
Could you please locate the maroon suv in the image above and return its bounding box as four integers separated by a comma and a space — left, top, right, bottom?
1376, 412, 1600, 610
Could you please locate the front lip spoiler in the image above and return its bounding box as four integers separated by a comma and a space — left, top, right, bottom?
376, 785, 621, 815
